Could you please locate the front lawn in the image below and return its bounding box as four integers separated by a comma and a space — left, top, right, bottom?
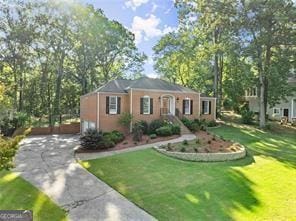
82, 123, 296, 221
0, 171, 68, 221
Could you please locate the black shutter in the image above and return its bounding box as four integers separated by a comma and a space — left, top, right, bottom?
117, 97, 121, 114
106, 96, 109, 114
183, 100, 185, 114
202, 101, 205, 114
150, 98, 153, 114
209, 101, 212, 114
140, 98, 143, 114
190, 100, 193, 115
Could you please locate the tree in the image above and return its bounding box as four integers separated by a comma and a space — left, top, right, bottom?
239, 0, 296, 127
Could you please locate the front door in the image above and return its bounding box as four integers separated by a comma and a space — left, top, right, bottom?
162, 97, 170, 114
283, 108, 289, 117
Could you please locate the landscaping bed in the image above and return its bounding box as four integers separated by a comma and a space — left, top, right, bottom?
76, 133, 180, 153
76, 118, 181, 153
154, 130, 246, 161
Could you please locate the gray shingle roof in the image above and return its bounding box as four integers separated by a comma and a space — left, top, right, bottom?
95, 77, 198, 93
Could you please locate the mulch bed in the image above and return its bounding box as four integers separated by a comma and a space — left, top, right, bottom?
194, 130, 237, 153
75, 134, 180, 153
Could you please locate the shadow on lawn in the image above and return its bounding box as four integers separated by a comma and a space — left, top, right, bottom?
211, 124, 296, 169
181, 168, 260, 221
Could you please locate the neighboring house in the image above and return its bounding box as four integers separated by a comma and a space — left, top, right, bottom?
80, 77, 216, 133
245, 77, 296, 122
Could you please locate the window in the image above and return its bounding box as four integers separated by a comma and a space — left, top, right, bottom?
202, 101, 210, 114
109, 96, 117, 114
246, 87, 257, 97
184, 98, 191, 115
273, 108, 280, 115
82, 120, 95, 133
143, 96, 150, 114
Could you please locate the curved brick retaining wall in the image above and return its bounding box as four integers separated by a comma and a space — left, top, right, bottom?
154, 144, 246, 162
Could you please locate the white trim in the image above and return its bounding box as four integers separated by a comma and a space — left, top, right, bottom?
142, 95, 150, 115
202, 100, 210, 115
273, 108, 280, 115
198, 93, 201, 117
130, 89, 133, 132
184, 97, 191, 115
109, 96, 117, 114
97, 93, 100, 130
160, 94, 176, 115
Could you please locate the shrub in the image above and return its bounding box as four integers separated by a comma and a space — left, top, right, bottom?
181, 117, 192, 128
80, 129, 103, 150
196, 139, 200, 144
118, 112, 133, 130
194, 147, 198, 153
149, 134, 157, 139
207, 120, 218, 127
149, 119, 165, 134
0, 128, 30, 170
98, 136, 115, 149
182, 139, 188, 145
171, 124, 181, 135
167, 143, 173, 151
190, 122, 200, 132
104, 130, 124, 144
180, 147, 186, 152
212, 136, 216, 141
208, 140, 212, 144
155, 126, 172, 136
241, 109, 254, 124
138, 120, 149, 134
132, 122, 143, 141
181, 117, 199, 132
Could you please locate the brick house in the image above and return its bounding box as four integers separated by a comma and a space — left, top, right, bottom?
80, 77, 216, 133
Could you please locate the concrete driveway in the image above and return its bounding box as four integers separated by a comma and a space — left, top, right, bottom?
14, 135, 155, 221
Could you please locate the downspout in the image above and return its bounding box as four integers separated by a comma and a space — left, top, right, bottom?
97, 92, 100, 131
130, 89, 133, 133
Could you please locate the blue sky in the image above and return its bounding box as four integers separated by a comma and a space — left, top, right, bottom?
80, 0, 178, 78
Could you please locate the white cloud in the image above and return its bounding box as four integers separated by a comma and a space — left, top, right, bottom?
162, 25, 177, 35
151, 2, 158, 13
125, 0, 149, 11
131, 14, 162, 44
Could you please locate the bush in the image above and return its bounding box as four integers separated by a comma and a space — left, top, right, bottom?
149, 134, 157, 139
0, 128, 31, 170
180, 147, 186, 152
149, 119, 165, 134
181, 117, 200, 132
207, 120, 218, 127
182, 139, 188, 145
118, 112, 133, 130
171, 124, 181, 135
241, 109, 254, 124
138, 120, 149, 134
155, 126, 172, 136
98, 136, 115, 149
80, 128, 103, 150
132, 122, 143, 141
104, 130, 124, 144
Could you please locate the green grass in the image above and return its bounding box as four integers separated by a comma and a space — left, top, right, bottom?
82, 123, 296, 221
0, 171, 68, 221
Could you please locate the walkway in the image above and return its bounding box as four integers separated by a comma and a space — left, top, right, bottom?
14, 135, 156, 221
76, 134, 196, 161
